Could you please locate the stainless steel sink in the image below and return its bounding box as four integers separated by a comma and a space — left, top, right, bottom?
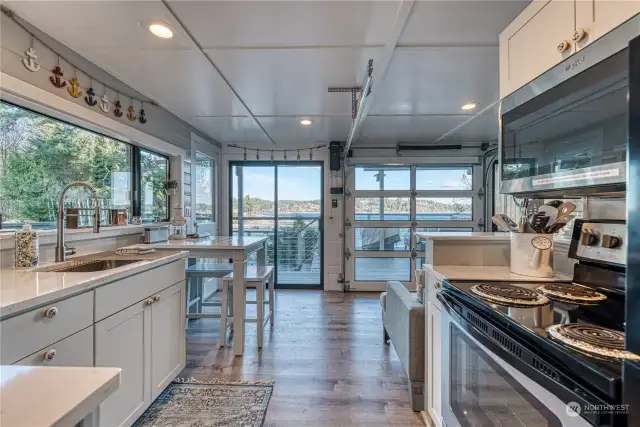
48, 259, 140, 273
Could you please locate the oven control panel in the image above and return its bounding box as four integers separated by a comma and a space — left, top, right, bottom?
570, 220, 626, 266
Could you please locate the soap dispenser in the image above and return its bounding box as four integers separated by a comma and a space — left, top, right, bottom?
15, 222, 39, 267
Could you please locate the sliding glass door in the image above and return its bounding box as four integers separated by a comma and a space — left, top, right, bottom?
230, 162, 323, 289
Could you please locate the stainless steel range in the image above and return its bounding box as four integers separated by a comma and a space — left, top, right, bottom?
437, 219, 632, 427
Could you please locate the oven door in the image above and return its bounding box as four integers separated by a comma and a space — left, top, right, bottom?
439, 294, 592, 427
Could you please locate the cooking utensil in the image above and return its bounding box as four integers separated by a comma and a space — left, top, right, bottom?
492, 215, 511, 231
529, 235, 553, 270
497, 214, 518, 230
543, 214, 575, 233
530, 212, 550, 233
545, 200, 563, 208
524, 215, 537, 233
537, 204, 558, 219
556, 202, 577, 217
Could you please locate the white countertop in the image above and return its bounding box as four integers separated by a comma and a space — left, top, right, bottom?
0, 251, 188, 320
154, 235, 268, 250
426, 265, 572, 282
0, 365, 120, 427
415, 232, 510, 241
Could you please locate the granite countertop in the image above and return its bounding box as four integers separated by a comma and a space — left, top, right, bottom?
0, 365, 120, 427
414, 232, 510, 241
425, 265, 572, 282
0, 250, 188, 320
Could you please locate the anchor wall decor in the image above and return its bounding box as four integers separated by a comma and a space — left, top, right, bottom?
114, 100, 123, 118
50, 66, 66, 88
127, 104, 137, 122
139, 103, 147, 124
22, 47, 40, 72
67, 76, 83, 98
85, 87, 98, 107
99, 94, 110, 113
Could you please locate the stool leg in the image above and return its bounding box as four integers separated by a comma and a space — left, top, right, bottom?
228, 285, 234, 332
257, 279, 264, 348
269, 273, 275, 325
220, 281, 228, 347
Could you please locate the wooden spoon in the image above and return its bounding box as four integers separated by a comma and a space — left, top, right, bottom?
556, 202, 577, 218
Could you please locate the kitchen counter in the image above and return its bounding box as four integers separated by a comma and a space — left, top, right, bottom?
153, 235, 268, 250
0, 250, 188, 320
425, 265, 572, 282
0, 365, 120, 427
415, 232, 510, 241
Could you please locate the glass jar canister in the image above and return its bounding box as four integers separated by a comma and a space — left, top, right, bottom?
169, 206, 187, 240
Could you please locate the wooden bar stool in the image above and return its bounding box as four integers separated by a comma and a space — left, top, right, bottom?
185, 260, 233, 319
220, 265, 275, 348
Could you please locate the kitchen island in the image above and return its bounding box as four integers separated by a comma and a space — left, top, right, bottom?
0, 365, 121, 427
0, 250, 189, 427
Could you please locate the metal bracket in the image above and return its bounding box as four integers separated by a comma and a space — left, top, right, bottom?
345, 248, 352, 260
345, 218, 352, 229
410, 219, 418, 230
477, 187, 486, 200
478, 217, 485, 229
328, 86, 362, 120
337, 274, 350, 292
344, 189, 352, 199
411, 248, 417, 260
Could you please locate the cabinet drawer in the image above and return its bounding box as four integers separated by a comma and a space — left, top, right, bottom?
95, 260, 185, 321
14, 326, 93, 367
0, 291, 94, 364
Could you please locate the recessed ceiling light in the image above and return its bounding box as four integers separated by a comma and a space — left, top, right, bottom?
300, 119, 313, 126
461, 103, 477, 111
149, 22, 173, 39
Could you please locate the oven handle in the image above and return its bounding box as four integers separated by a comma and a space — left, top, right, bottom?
436, 291, 619, 427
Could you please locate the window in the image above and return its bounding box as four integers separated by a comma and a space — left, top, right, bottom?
355, 166, 410, 190
195, 152, 214, 222
0, 102, 169, 229
416, 197, 473, 221
416, 166, 472, 190
355, 227, 411, 251
355, 197, 411, 220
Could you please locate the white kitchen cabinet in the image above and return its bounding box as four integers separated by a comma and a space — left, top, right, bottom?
500, 0, 575, 98
500, 0, 640, 98
96, 280, 186, 427
425, 272, 443, 427
14, 326, 93, 367
575, 0, 640, 50
150, 281, 186, 400
95, 299, 149, 427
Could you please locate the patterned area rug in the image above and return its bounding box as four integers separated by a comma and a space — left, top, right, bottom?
132, 378, 274, 427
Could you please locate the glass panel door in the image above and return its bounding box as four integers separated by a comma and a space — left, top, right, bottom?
230, 162, 323, 289
276, 165, 322, 287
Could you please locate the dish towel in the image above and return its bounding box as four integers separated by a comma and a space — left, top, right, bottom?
116, 244, 156, 255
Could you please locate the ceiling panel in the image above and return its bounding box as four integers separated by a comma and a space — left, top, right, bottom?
183, 116, 272, 145
399, 0, 529, 46
256, 116, 353, 147
5, 0, 192, 49
369, 46, 499, 115
437, 105, 500, 143
88, 49, 248, 117
358, 115, 469, 145
168, 0, 401, 48
204, 47, 381, 116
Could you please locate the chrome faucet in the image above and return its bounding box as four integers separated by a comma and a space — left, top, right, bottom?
55, 181, 100, 262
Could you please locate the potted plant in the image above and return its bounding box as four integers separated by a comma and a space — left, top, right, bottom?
164, 180, 178, 196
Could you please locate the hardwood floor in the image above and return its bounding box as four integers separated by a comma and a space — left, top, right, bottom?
181, 290, 426, 427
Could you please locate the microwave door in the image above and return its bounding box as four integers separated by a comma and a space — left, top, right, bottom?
438, 294, 594, 427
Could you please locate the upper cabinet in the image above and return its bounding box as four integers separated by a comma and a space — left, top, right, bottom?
500, 0, 640, 99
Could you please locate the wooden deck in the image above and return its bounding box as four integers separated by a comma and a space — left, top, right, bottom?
182, 290, 425, 426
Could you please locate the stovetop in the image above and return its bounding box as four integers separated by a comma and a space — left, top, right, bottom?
443, 278, 626, 401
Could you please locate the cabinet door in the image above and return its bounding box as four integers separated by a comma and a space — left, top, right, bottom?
575, 0, 640, 50
95, 300, 150, 427
427, 303, 442, 427
150, 281, 186, 400
501, 0, 575, 97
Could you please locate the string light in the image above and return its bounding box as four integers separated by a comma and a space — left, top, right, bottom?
256, 149, 260, 160
243, 148, 247, 160
309, 149, 313, 160
297, 150, 301, 161
271, 150, 274, 161
227, 144, 328, 162
284, 150, 287, 161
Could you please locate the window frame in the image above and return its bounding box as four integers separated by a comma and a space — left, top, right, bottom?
0, 101, 170, 229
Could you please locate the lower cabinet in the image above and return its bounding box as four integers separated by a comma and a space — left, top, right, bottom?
95, 299, 148, 427
425, 273, 443, 427
15, 326, 94, 367
95, 280, 186, 427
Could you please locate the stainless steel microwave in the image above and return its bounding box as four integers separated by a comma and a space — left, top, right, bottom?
499, 15, 640, 197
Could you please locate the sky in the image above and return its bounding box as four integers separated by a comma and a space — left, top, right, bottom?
232, 166, 471, 201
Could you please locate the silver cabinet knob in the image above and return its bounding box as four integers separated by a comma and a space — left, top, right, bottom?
43, 349, 56, 361
573, 28, 587, 42
43, 307, 58, 318
146, 298, 155, 306
557, 40, 571, 53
